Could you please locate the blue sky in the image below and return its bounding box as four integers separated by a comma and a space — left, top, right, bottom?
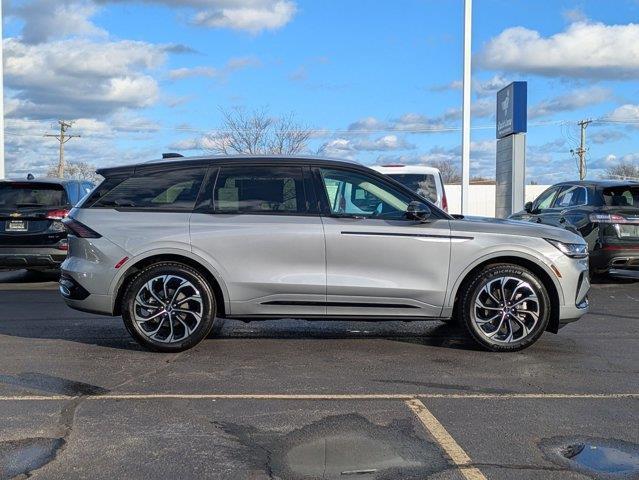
4, 0, 639, 183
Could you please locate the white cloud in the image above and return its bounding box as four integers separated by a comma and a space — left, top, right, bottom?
319, 135, 415, 159
476, 22, 639, 79
192, 0, 296, 33
473, 75, 510, 96
562, 8, 588, 23
169, 66, 218, 80
605, 104, 639, 123
4, 37, 165, 119
529, 87, 611, 118
7, 0, 107, 44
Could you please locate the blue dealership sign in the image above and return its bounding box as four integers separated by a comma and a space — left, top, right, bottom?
496, 81, 527, 139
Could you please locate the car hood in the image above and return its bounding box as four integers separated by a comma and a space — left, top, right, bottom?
449, 215, 585, 244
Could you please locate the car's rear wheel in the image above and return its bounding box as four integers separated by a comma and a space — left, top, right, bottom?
121, 262, 218, 352
459, 264, 551, 352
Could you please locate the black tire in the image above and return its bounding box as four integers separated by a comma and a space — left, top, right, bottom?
459, 263, 551, 352
121, 262, 219, 352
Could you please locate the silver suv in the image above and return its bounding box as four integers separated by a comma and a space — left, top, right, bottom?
60, 155, 590, 352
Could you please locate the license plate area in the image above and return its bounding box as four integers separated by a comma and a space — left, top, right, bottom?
6, 220, 28, 232
617, 224, 639, 238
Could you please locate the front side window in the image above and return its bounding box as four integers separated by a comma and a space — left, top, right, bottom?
92, 168, 206, 210
319, 168, 411, 219
534, 187, 559, 211
213, 166, 307, 214
554, 186, 587, 208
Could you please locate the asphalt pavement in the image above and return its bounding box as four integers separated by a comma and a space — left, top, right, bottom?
0, 269, 638, 480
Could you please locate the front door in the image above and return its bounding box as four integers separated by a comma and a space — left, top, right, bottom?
315, 166, 451, 318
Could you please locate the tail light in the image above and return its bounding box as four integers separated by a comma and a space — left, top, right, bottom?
46, 209, 69, 220
57, 240, 69, 251
62, 218, 101, 238
589, 213, 639, 224
441, 191, 448, 212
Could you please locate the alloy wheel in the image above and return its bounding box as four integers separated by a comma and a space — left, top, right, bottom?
133, 275, 203, 344
471, 276, 540, 344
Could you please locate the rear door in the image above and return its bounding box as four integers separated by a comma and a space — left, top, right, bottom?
0, 182, 69, 247
315, 166, 451, 318
189, 163, 326, 317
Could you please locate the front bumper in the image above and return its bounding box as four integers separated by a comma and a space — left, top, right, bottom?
0, 247, 67, 270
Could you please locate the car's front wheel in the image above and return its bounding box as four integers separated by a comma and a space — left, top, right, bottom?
121, 262, 218, 352
459, 264, 551, 352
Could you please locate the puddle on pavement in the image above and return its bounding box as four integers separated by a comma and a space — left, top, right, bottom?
215, 413, 449, 479
541, 437, 639, 479
0, 372, 109, 396
0, 438, 64, 479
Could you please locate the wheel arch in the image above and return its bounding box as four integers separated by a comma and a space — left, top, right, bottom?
449, 254, 562, 334
111, 252, 229, 318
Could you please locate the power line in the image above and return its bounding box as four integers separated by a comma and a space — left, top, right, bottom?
44, 120, 81, 177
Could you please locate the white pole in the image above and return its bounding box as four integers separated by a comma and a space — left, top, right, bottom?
461, 0, 472, 214
0, 0, 4, 180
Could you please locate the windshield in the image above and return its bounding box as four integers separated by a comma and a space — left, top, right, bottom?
602, 186, 639, 207
0, 183, 67, 209
387, 174, 438, 203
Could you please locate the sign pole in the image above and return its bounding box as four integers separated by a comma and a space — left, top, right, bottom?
0, 0, 4, 180
461, 0, 472, 215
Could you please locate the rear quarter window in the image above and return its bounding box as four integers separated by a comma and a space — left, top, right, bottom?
90, 167, 207, 211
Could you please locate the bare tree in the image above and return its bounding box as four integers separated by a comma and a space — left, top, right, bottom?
47, 161, 102, 183
430, 159, 461, 184
603, 161, 639, 180
204, 107, 312, 155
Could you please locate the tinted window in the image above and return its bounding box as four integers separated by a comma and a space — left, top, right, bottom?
213, 166, 307, 214
320, 168, 411, 219
602, 186, 639, 207
0, 183, 67, 209
554, 186, 587, 208
387, 174, 438, 203
92, 168, 206, 210
66, 182, 80, 205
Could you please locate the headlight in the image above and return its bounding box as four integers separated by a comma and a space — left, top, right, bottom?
545, 239, 589, 259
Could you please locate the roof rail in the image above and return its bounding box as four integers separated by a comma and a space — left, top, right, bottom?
162, 153, 184, 159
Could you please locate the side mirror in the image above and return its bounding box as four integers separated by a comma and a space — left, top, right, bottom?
524, 201, 533, 213
406, 201, 432, 222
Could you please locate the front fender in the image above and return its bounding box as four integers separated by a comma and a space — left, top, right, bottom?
445, 246, 565, 309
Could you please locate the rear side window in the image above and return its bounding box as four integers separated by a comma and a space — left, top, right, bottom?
602, 186, 639, 207
91, 168, 206, 210
213, 166, 307, 214
0, 183, 68, 209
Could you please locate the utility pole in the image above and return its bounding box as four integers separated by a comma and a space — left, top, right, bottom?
45, 120, 80, 178
574, 119, 592, 181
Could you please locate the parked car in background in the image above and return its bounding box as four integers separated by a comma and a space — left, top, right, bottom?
0, 177, 94, 271
60, 155, 589, 353
509, 180, 639, 278
371, 164, 448, 212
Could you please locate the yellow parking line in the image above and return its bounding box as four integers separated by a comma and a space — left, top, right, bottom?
406, 398, 486, 480
0, 392, 638, 401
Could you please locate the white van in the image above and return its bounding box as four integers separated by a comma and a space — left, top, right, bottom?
371, 164, 448, 212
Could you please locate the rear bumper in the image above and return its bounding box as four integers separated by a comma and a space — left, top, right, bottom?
590, 246, 639, 276
0, 247, 67, 269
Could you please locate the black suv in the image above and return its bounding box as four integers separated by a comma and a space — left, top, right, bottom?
0, 178, 94, 271
510, 180, 639, 278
